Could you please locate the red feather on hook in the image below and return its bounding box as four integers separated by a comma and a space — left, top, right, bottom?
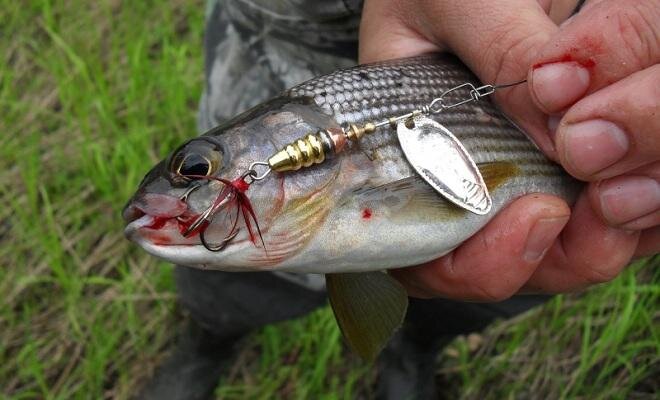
179, 174, 266, 251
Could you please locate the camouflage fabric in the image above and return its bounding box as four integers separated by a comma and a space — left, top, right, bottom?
198, 0, 364, 130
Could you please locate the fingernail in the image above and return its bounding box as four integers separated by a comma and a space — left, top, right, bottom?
531, 62, 590, 113
599, 176, 660, 225
560, 120, 629, 176
524, 216, 569, 263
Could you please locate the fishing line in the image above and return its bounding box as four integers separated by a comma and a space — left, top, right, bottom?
492, 79, 528, 90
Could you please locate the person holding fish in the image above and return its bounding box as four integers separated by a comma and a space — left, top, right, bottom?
128, 0, 659, 398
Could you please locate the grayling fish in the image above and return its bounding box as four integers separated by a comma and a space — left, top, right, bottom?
123, 55, 579, 359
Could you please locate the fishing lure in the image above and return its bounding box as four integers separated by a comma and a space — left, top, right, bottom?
178, 79, 526, 252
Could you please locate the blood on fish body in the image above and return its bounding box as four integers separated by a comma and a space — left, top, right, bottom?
362, 208, 372, 220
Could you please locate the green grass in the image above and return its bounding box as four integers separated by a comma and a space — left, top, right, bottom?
0, 1, 657, 399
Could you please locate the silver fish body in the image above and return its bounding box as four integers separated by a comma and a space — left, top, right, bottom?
123, 55, 580, 273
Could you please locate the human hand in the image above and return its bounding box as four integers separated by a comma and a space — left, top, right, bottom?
359, 0, 659, 299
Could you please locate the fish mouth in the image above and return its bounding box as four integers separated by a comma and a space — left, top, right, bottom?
123, 213, 199, 246
122, 192, 188, 223
127, 233, 251, 270
124, 214, 253, 271
123, 193, 198, 246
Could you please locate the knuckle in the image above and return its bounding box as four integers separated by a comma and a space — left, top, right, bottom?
641, 64, 660, 97
477, 229, 498, 254
601, 66, 660, 120
607, 0, 660, 66
473, 281, 517, 302
478, 22, 547, 83
580, 259, 625, 285
632, 66, 660, 114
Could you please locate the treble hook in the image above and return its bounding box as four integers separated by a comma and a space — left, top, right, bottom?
200, 228, 240, 252
174, 170, 264, 252
181, 190, 236, 237
178, 181, 201, 202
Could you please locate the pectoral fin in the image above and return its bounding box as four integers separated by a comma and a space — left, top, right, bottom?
325, 272, 408, 361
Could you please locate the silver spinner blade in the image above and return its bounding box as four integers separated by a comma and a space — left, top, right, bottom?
397, 115, 492, 215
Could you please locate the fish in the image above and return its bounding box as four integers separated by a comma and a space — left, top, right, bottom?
123, 54, 580, 360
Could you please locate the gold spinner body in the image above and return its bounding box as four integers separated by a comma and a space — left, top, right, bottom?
267, 123, 376, 172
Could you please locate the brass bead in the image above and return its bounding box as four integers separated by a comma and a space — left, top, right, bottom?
345, 122, 377, 142
363, 122, 376, 134
388, 117, 397, 129
345, 124, 360, 141
324, 127, 346, 154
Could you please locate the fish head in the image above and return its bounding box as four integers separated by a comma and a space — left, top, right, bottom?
123, 122, 285, 269
123, 100, 342, 270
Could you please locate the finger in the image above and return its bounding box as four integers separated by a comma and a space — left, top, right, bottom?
360, 0, 579, 63
360, 0, 563, 157
359, 0, 443, 64
529, 0, 660, 114
548, 0, 582, 24
554, 65, 660, 180
635, 226, 660, 258
587, 166, 660, 230
524, 190, 639, 293
410, 1, 561, 157
535, 0, 581, 23
390, 194, 570, 301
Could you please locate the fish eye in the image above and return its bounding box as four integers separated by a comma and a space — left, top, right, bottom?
178, 153, 212, 176
170, 138, 223, 179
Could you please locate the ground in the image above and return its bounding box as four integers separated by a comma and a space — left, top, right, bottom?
1, 1, 658, 399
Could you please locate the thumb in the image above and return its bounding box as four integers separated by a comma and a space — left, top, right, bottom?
360, 0, 564, 158
359, 0, 444, 64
